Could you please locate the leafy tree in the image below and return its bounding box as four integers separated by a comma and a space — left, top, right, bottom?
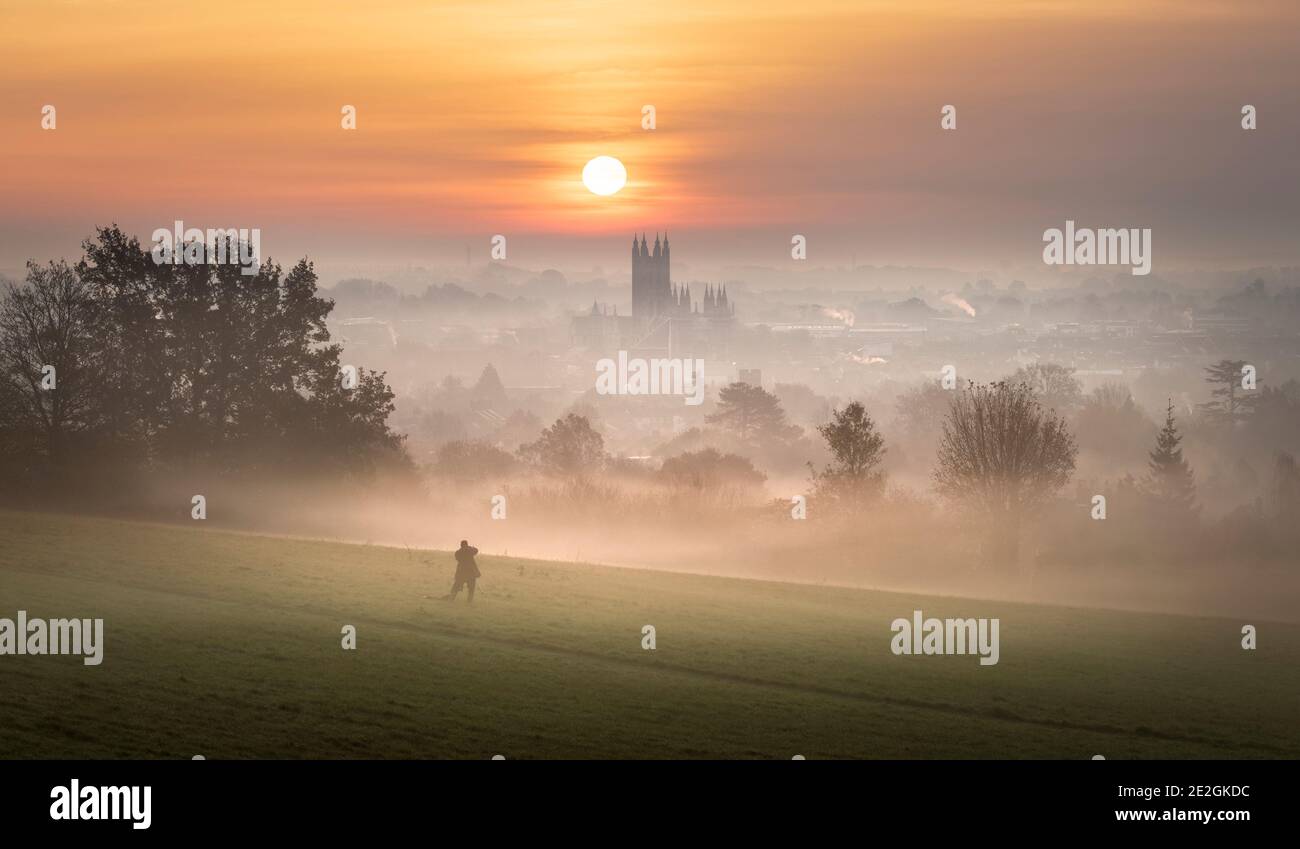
0, 226, 409, 483
894, 381, 951, 443
518, 413, 605, 476
810, 401, 886, 509
659, 447, 764, 489
75, 226, 173, 451
432, 440, 516, 481
651, 426, 711, 459
934, 381, 1076, 566
292, 359, 408, 476
1074, 383, 1155, 469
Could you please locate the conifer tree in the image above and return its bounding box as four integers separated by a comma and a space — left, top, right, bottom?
1200, 359, 1256, 425
1145, 400, 1197, 515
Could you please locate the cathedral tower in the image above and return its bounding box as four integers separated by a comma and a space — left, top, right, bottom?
632, 232, 673, 319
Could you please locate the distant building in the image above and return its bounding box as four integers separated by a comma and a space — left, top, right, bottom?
573, 232, 736, 356
738, 368, 762, 387
631, 233, 733, 320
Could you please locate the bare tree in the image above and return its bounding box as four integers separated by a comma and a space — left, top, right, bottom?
934, 381, 1076, 567
0, 261, 104, 464
1007, 362, 1083, 413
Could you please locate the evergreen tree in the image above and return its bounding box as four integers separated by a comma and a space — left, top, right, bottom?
1145, 400, 1198, 515
471, 363, 508, 408
1200, 359, 1256, 426
706, 382, 797, 445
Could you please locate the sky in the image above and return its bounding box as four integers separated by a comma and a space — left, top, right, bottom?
1, 0, 1297, 280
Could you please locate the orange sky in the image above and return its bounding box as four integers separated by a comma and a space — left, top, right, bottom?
1, 0, 1297, 275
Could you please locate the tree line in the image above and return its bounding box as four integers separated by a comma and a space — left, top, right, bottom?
443, 363, 1298, 570
0, 227, 408, 497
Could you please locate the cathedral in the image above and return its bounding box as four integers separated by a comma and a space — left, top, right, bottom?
573, 232, 736, 354
631, 233, 734, 320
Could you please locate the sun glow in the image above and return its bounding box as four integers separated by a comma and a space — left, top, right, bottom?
582, 156, 627, 196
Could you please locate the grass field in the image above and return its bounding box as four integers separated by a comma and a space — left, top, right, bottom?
0, 509, 1296, 759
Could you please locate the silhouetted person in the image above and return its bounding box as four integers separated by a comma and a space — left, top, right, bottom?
445, 540, 480, 602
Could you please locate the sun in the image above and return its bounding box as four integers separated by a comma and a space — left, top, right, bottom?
582, 156, 627, 196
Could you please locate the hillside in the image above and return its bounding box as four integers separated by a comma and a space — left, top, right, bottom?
0, 510, 1295, 759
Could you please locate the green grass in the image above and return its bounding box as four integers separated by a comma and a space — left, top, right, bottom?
0, 509, 1295, 759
